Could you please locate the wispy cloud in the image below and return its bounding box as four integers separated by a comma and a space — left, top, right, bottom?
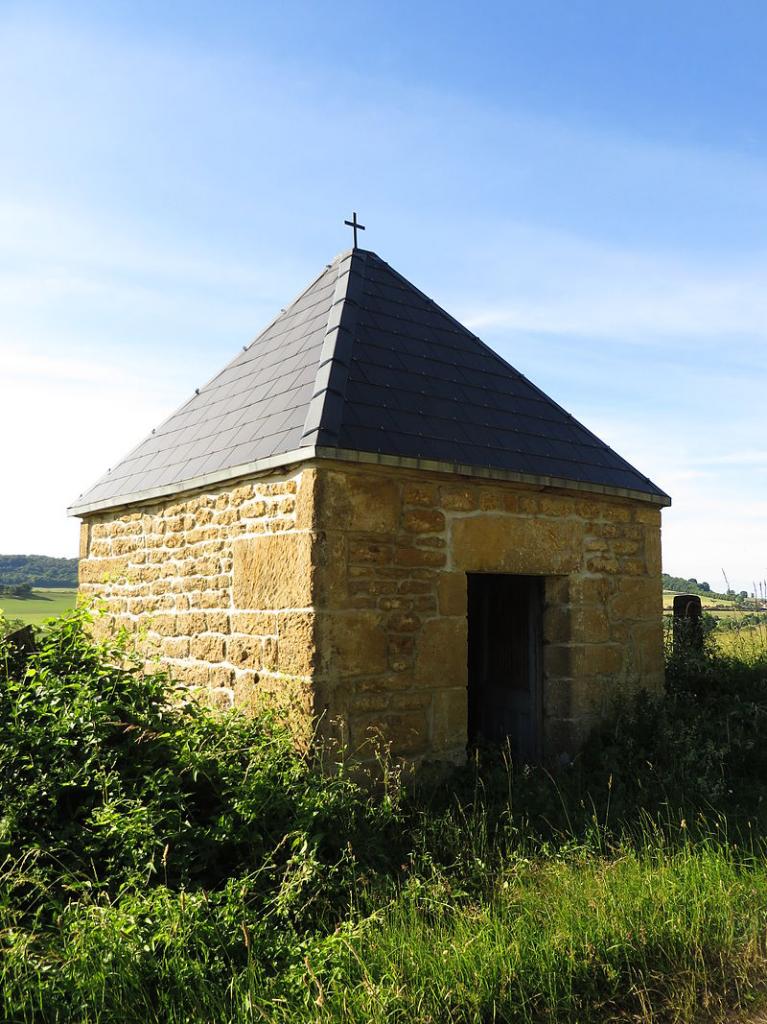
460, 226, 767, 342
689, 450, 767, 467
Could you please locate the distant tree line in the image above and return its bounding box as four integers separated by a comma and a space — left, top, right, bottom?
0, 555, 78, 589
662, 573, 718, 597
662, 574, 752, 604
0, 583, 33, 598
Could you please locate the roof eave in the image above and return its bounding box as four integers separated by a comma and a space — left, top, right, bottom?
68, 445, 671, 517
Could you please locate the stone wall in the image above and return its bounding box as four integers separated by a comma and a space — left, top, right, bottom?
78, 459, 665, 767
308, 462, 664, 765
78, 468, 318, 724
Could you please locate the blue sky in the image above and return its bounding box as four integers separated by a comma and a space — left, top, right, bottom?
1, 1, 765, 592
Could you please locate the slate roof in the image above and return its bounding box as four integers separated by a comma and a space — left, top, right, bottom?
71, 248, 669, 514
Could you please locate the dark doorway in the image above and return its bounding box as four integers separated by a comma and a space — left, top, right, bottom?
467, 574, 543, 762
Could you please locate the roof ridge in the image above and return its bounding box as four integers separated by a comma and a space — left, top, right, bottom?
300, 249, 368, 447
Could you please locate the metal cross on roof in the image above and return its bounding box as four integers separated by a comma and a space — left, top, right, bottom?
344, 211, 365, 248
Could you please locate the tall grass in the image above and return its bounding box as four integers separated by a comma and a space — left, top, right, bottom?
1, 610, 767, 1023
295, 840, 767, 1024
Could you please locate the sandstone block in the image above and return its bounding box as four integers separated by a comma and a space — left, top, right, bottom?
609, 577, 661, 621
403, 509, 445, 534
440, 485, 477, 511
355, 671, 414, 692
348, 539, 392, 565
478, 487, 503, 511
240, 499, 267, 518
349, 692, 390, 713
232, 533, 314, 609
163, 637, 189, 659
431, 688, 467, 750
230, 484, 254, 506
232, 672, 261, 712
326, 611, 386, 677
403, 482, 437, 507
190, 634, 226, 662
388, 691, 431, 711
518, 495, 540, 513
620, 558, 647, 576
79, 556, 130, 584
414, 617, 467, 687
173, 663, 210, 686
149, 614, 178, 637
321, 470, 399, 533
387, 634, 415, 671
543, 605, 571, 645
79, 523, 91, 560
313, 532, 348, 605
612, 539, 640, 556
571, 605, 610, 644
399, 580, 432, 595
228, 610, 277, 635
570, 643, 624, 677
208, 666, 235, 688
207, 685, 235, 710
277, 612, 317, 676
177, 611, 207, 634
386, 611, 421, 633
196, 590, 228, 609
261, 480, 297, 496
294, 469, 318, 529
600, 503, 634, 523
436, 572, 466, 616
261, 636, 279, 670
632, 621, 665, 676
394, 546, 446, 568
585, 555, 619, 574
634, 506, 661, 526
205, 612, 230, 634
569, 576, 610, 606
545, 575, 571, 604
644, 527, 661, 576
227, 635, 261, 669
452, 516, 581, 574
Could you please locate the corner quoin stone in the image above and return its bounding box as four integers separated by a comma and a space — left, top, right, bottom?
232, 533, 314, 609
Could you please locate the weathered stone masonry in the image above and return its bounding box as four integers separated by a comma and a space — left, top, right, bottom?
79, 470, 314, 719
79, 459, 664, 766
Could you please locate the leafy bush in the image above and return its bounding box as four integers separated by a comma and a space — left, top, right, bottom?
0, 610, 405, 922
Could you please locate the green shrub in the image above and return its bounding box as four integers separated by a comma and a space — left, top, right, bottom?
0, 610, 405, 920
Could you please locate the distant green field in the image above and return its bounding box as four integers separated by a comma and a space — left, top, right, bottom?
0, 588, 77, 626
662, 590, 739, 611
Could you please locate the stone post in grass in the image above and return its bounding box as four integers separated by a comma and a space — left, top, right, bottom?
673, 594, 704, 654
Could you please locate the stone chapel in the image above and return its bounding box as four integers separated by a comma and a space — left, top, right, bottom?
70, 245, 670, 765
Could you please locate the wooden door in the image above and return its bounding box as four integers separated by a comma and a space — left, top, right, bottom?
467, 574, 543, 762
